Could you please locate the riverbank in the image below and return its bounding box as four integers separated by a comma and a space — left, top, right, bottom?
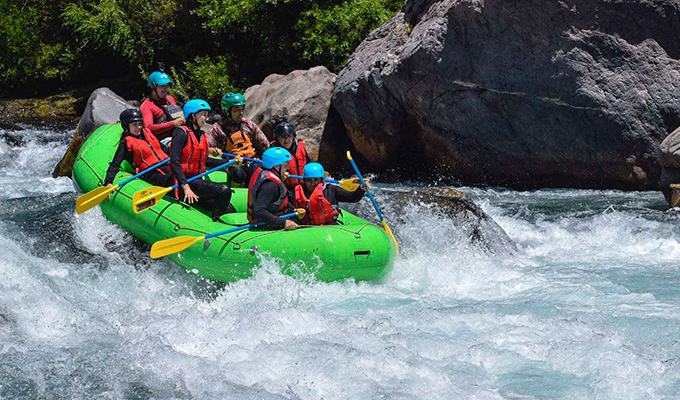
0, 93, 82, 129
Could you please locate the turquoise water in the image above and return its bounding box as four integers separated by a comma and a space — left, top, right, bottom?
0, 125, 679, 399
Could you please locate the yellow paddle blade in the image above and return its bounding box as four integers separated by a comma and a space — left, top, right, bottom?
132, 186, 171, 214
382, 220, 400, 255
346, 151, 353, 161
75, 185, 119, 214
338, 178, 369, 192
150, 235, 205, 259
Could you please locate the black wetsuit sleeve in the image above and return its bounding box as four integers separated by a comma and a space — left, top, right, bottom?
253, 181, 287, 229
206, 156, 229, 169
331, 184, 365, 204
170, 128, 189, 185
104, 142, 129, 185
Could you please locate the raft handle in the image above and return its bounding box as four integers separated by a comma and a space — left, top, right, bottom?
354, 250, 371, 256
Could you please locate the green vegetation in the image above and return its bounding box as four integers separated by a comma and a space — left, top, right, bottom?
0, 0, 401, 100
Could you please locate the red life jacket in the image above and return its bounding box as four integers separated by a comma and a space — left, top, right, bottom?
294, 183, 339, 225
173, 126, 208, 199
124, 128, 169, 174
146, 95, 178, 124
270, 139, 307, 187
247, 167, 289, 223
178, 125, 208, 178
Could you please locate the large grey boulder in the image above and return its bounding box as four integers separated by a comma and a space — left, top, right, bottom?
53, 88, 133, 178
384, 187, 515, 253
659, 125, 680, 205
244, 66, 338, 161
333, 0, 680, 190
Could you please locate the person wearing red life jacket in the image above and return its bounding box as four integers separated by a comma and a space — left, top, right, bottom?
105, 109, 172, 188
247, 147, 300, 230
269, 122, 310, 190
293, 163, 366, 226
169, 99, 235, 222
140, 71, 186, 140
207, 92, 270, 184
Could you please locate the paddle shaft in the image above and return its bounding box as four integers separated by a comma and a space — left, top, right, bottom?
117, 158, 171, 187
204, 211, 299, 240
224, 153, 261, 164
347, 157, 384, 221
288, 175, 339, 184
168, 159, 238, 191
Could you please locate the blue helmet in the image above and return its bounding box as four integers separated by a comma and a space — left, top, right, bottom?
147, 71, 173, 87
303, 162, 325, 179
262, 147, 292, 169
183, 99, 211, 118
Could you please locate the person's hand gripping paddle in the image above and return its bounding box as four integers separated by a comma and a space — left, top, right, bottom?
75, 159, 171, 214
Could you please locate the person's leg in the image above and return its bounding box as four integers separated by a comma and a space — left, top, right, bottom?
145, 167, 173, 187
189, 179, 235, 220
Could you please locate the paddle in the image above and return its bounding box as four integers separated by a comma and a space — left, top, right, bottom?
287, 175, 368, 191
131, 158, 239, 214
346, 151, 399, 254
150, 210, 303, 258
76, 158, 171, 214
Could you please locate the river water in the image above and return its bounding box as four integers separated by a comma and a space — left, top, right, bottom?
1, 125, 679, 399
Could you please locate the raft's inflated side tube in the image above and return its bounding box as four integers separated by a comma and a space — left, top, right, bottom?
72, 124, 396, 282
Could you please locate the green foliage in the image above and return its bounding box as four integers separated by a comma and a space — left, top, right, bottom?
169, 56, 238, 106
0, 0, 401, 97
62, 0, 182, 67
295, 0, 402, 71
0, 0, 74, 94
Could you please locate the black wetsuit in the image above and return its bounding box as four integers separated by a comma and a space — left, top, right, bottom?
104, 136, 172, 187
251, 180, 292, 229
301, 184, 365, 205
170, 125, 235, 219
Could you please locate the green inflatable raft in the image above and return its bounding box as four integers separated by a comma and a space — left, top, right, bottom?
72, 124, 396, 282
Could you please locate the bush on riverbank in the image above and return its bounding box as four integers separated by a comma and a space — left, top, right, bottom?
0, 0, 402, 101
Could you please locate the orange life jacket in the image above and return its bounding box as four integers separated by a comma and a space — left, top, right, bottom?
225, 125, 256, 158
247, 167, 289, 223
294, 183, 339, 225
270, 139, 307, 187
124, 128, 169, 174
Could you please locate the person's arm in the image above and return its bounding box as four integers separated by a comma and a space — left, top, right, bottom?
104, 142, 128, 185
170, 128, 189, 185
252, 181, 288, 229
246, 120, 270, 151
206, 156, 229, 169
141, 100, 180, 138
206, 123, 225, 148
332, 184, 365, 203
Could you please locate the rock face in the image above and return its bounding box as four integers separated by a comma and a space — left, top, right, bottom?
659, 126, 680, 205
244, 66, 339, 161
53, 88, 132, 178
333, 0, 680, 190
387, 187, 515, 253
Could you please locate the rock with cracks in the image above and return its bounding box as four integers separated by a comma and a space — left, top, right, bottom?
333, 0, 680, 190
53, 88, 134, 178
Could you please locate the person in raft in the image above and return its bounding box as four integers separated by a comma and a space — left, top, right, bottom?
207, 92, 270, 183
269, 122, 310, 191
170, 99, 235, 222
294, 163, 366, 225
104, 109, 172, 188
140, 71, 185, 141
247, 147, 300, 230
